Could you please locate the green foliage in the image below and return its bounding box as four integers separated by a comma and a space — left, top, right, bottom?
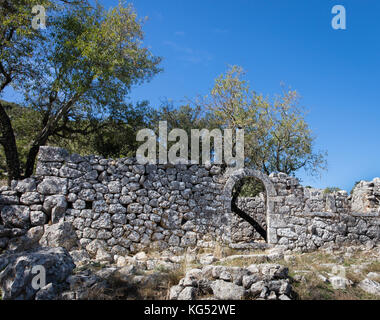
153, 100, 210, 132
0, 1, 162, 179
22, 0, 161, 126
149, 100, 217, 161
52, 101, 155, 159
0, 99, 155, 177
235, 177, 265, 197
323, 187, 341, 194
201, 65, 327, 178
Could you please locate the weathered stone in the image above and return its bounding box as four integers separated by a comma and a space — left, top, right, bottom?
6, 226, 44, 252
78, 189, 96, 201
210, 280, 246, 300
108, 181, 121, 194
69, 249, 91, 266
92, 214, 112, 230
38, 146, 69, 162
43, 195, 67, 223
14, 178, 37, 193
0, 247, 75, 300
199, 254, 216, 265
37, 177, 67, 195
35, 283, 57, 300
127, 203, 143, 214
59, 165, 83, 178
85, 239, 107, 257
39, 221, 78, 251
177, 286, 196, 300
358, 278, 380, 296
95, 248, 113, 263
1, 205, 30, 229
169, 285, 183, 300
20, 192, 43, 205
250, 280, 266, 296
109, 204, 127, 215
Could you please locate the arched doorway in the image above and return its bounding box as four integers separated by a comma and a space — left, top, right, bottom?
223, 168, 277, 244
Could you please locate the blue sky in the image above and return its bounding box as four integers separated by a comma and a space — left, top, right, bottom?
125, 0, 380, 192
3, 0, 380, 191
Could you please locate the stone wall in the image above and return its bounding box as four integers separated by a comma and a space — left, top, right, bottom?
224, 170, 380, 251
0, 147, 230, 256
1, 146, 380, 256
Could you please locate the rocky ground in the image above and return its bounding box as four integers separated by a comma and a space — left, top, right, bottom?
0, 221, 380, 300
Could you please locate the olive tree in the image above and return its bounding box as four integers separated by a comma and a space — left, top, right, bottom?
203, 65, 327, 177
0, 1, 161, 183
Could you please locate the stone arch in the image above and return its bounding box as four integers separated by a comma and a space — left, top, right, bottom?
223, 168, 277, 244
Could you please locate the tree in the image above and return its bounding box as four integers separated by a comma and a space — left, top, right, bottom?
0, 1, 161, 183
150, 100, 219, 163
0, 99, 41, 178
0, 99, 155, 178
0, 0, 60, 183
53, 101, 156, 159
202, 65, 327, 178
152, 100, 211, 134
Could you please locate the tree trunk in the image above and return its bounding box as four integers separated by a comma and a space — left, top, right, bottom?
24, 144, 41, 178
231, 180, 267, 241
24, 135, 49, 178
0, 101, 21, 185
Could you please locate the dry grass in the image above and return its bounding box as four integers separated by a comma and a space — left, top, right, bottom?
363, 261, 380, 274
216, 255, 269, 267
292, 271, 379, 300
79, 266, 185, 300
282, 248, 380, 300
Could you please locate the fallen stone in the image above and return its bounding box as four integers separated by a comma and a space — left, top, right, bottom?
211, 280, 246, 300
177, 287, 196, 300
0, 247, 75, 300
358, 278, 380, 296
39, 221, 78, 251
1, 205, 30, 229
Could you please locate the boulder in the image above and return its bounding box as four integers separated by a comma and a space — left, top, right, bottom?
210, 280, 246, 300
358, 278, 380, 296
69, 249, 91, 267
6, 226, 44, 252
0, 247, 75, 300
169, 285, 183, 300
1, 205, 30, 229
35, 283, 57, 300
177, 287, 196, 300
39, 221, 78, 251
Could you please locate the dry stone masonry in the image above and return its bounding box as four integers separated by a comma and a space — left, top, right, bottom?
0, 146, 379, 258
